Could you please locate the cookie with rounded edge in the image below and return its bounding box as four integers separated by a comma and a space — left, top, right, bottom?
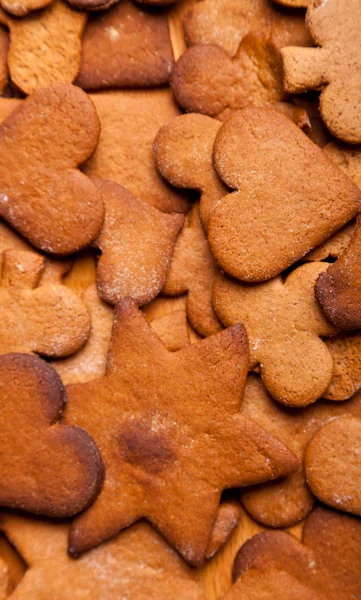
213, 262, 337, 407
305, 416, 361, 517
209, 108, 361, 281
324, 331, 361, 400
93, 180, 184, 306
162, 203, 222, 337
0, 514, 206, 600
76, 1, 174, 91
66, 298, 298, 565
0, 353, 103, 517
0, 250, 90, 357
0, 2, 86, 94
184, 0, 312, 57
282, 0, 361, 143
240, 375, 361, 528
0, 84, 104, 255
227, 508, 361, 600
85, 90, 189, 214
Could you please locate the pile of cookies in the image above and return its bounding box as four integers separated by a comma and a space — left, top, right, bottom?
0, 0, 361, 597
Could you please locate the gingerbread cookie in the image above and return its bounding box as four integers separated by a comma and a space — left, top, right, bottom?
162, 203, 222, 337
228, 508, 361, 600
85, 90, 189, 214
324, 140, 361, 188
282, 0, 361, 143
154, 113, 226, 228
0, 514, 206, 599
172, 32, 309, 128
205, 500, 241, 560
0, 84, 104, 255
76, 1, 173, 91
65, 299, 298, 564
316, 216, 361, 330
213, 262, 337, 407
325, 331, 361, 400
0, 1, 86, 95
0, 250, 91, 357
143, 296, 190, 352
0, 0, 51, 16
209, 109, 361, 281
240, 375, 361, 528
0, 353, 103, 516
305, 220, 355, 261
93, 180, 184, 306
184, 0, 312, 57
305, 416, 361, 516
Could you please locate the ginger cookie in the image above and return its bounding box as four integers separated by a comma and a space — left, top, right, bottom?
65, 298, 298, 565
93, 180, 184, 306
0, 250, 91, 357
282, 0, 361, 143
76, 0, 173, 91
324, 140, 361, 188
172, 32, 309, 128
0, 0, 52, 16
305, 416, 361, 517
0, 27, 7, 94
0, 514, 206, 599
184, 0, 312, 57
154, 113, 226, 229
205, 500, 241, 560
305, 220, 355, 261
0, 84, 104, 255
213, 262, 337, 407
0, 1, 86, 95
324, 332, 361, 401
240, 375, 361, 528
0, 353, 103, 517
209, 109, 361, 281
228, 508, 361, 600
143, 296, 190, 352
85, 90, 189, 214
316, 216, 361, 330
162, 203, 222, 337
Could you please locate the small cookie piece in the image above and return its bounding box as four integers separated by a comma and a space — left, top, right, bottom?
240, 375, 361, 528
0, 0, 52, 16
316, 216, 361, 330
282, 0, 361, 143
209, 109, 361, 281
154, 113, 226, 228
305, 416, 361, 516
0, 2, 86, 94
0, 353, 103, 517
0, 84, 104, 255
213, 262, 336, 407
162, 203, 222, 337
0, 250, 90, 357
94, 180, 184, 306
66, 299, 298, 564
206, 500, 241, 560
0, 515, 206, 600
85, 90, 189, 214
143, 296, 190, 352
172, 32, 309, 128
324, 140, 361, 187
76, 1, 173, 91
325, 332, 361, 400
184, 0, 312, 57
228, 508, 361, 600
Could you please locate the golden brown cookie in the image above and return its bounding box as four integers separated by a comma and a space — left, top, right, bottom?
205, 500, 241, 560
0, 353, 103, 517
76, 1, 173, 90
93, 180, 184, 306
324, 140, 361, 187
213, 262, 337, 407
0, 250, 90, 357
209, 108, 361, 281
65, 298, 298, 564
85, 90, 189, 214
316, 216, 361, 330
154, 113, 226, 228
0, 514, 206, 599
240, 375, 361, 528
0, 1, 86, 95
162, 203, 222, 337
282, 0, 361, 143
305, 416, 361, 516
143, 296, 190, 352
324, 331, 361, 400
0, 84, 104, 255
0, 27, 7, 93
172, 32, 309, 128
228, 508, 361, 600
184, 0, 312, 57
0, 0, 52, 16
305, 220, 355, 261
